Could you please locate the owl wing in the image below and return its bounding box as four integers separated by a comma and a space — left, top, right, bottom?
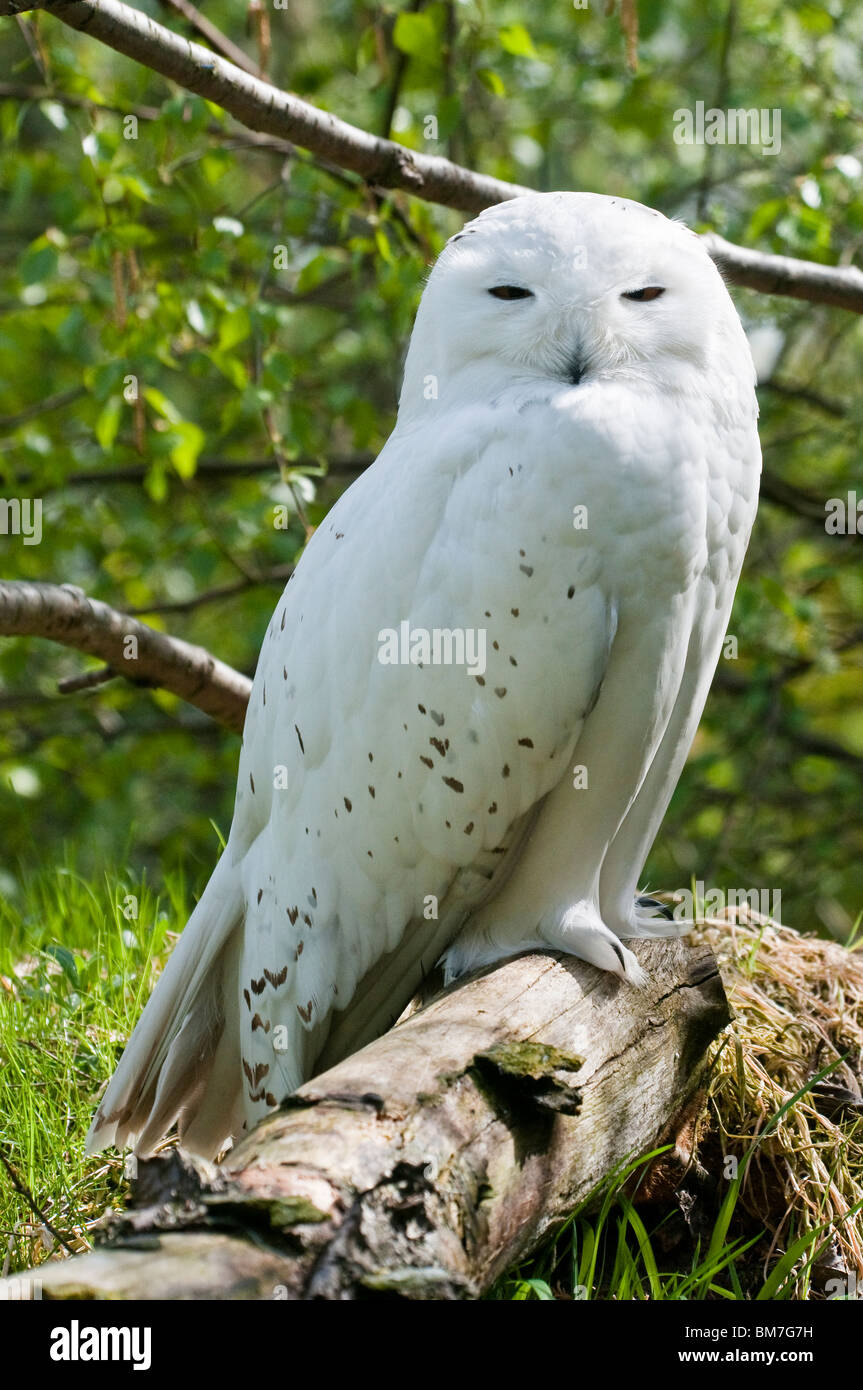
87, 388, 620, 1157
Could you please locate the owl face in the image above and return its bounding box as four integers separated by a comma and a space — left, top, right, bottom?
401, 192, 753, 411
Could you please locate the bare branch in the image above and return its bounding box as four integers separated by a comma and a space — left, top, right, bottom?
759, 468, 833, 522
2, 0, 862, 312
125, 564, 294, 616
27, 455, 372, 492
0, 386, 86, 434
703, 232, 863, 315
759, 379, 848, 419
156, 0, 260, 77
0, 581, 251, 731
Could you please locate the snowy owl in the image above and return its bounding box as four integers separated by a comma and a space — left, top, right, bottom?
87, 191, 760, 1159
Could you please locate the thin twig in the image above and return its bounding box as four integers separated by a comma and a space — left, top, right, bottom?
0, 1148, 78, 1257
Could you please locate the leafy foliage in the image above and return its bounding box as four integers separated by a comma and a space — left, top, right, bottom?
0, 0, 861, 940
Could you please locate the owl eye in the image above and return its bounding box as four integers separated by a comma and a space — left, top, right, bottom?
488, 285, 534, 300
622, 286, 666, 302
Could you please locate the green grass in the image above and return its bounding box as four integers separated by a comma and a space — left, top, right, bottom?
0, 858, 189, 1272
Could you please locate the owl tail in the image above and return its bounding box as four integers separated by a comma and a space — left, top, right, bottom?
84, 851, 245, 1160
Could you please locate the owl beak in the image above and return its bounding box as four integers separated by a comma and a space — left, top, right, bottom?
567, 355, 584, 386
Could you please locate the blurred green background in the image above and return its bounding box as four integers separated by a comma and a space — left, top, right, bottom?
0, 0, 861, 935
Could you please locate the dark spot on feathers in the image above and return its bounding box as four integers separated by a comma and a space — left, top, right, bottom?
518, 737, 534, 748
265, 1093, 278, 1107
283, 667, 287, 680
443, 776, 464, 793
295, 724, 305, 754
492, 640, 499, 651
418, 703, 426, 714
344, 797, 352, 812
295, 941, 304, 957
368, 849, 374, 857
495, 687, 507, 698
297, 1001, 314, 1024
567, 585, 576, 598
475, 675, 486, 686
243, 988, 251, 1010
263, 684, 266, 706
519, 549, 526, 557
484, 610, 491, 618
243, 1060, 270, 1086
511, 607, 519, 616
251, 976, 267, 995
257, 888, 263, 904
420, 754, 434, 769
251, 1013, 270, 1033
335, 531, 344, 539
368, 785, 376, 798
445, 820, 451, 828
368, 751, 374, 761
430, 709, 444, 726
430, 737, 446, 757
287, 906, 299, 925
302, 913, 312, 927
464, 822, 474, 835
509, 656, 517, 666
280, 609, 286, 630
264, 965, 288, 988
489, 802, 498, 814
520, 564, 534, 577
502, 763, 510, 778
250, 773, 255, 793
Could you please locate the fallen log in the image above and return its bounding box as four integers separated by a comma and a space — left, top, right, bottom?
4, 940, 729, 1300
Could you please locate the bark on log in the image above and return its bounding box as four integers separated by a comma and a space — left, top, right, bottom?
5, 940, 729, 1300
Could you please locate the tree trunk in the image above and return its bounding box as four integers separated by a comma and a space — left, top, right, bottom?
4, 941, 729, 1300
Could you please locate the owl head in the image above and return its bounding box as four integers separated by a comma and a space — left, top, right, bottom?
399, 191, 756, 421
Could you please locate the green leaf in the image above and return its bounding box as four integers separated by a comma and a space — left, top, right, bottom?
393, 11, 438, 63
95, 396, 122, 451
169, 421, 206, 477
218, 307, 251, 352
19, 242, 58, 287
477, 67, 506, 97
44, 944, 79, 986
143, 387, 183, 426
498, 23, 537, 58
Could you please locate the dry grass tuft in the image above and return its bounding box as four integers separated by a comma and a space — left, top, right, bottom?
696, 909, 863, 1292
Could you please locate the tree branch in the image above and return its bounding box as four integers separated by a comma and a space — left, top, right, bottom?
0, 940, 729, 1300
0, 581, 251, 731
703, 231, 863, 315
2, 0, 863, 312
156, 0, 260, 78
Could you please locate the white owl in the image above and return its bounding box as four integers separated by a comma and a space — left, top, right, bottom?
86, 192, 760, 1160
